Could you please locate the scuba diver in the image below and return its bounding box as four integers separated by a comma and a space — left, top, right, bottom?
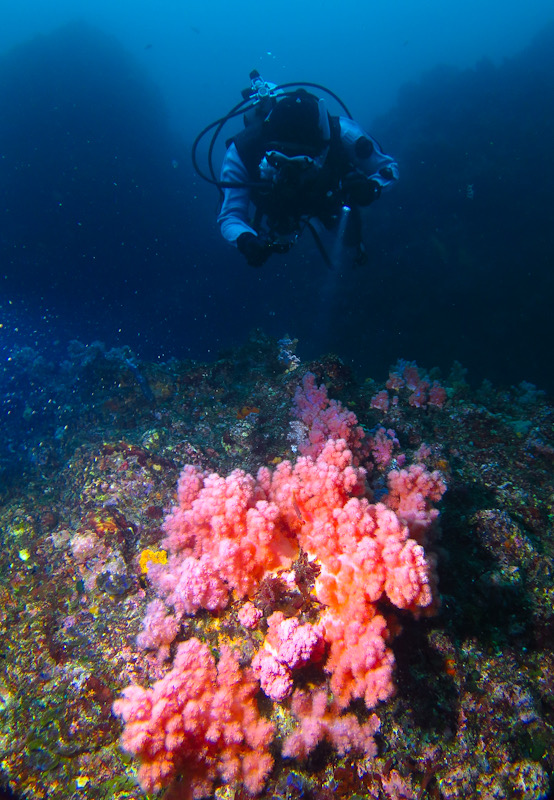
192, 72, 398, 268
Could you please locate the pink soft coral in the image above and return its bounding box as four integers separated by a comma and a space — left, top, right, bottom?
321, 608, 396, 709
150, 466, 297, 621
115, 374, 447, 795
141, 436, 443, 714
291, 372, 366, 458
282, 688, 380, 760
112, 638, 274, 797
136, 599, 180, 662
262, 438, 443, 707
386, 463, 446, 543
252, 612, 324, 700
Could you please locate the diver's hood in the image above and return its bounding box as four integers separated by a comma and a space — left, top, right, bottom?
263, 90, 331, 159
258, 91, 330, 184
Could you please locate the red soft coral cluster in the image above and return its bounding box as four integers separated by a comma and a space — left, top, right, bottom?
262, 436, 443, 709
113, 372, 446, 797
371, 360, 448, 411
291, 371, 366, 458
146, 464, 297, 621
252, 611, 324, 701
112, 638, 274, 797
282, 688, 380, 761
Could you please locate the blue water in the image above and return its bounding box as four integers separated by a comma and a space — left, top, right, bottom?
1, 1, 553, 391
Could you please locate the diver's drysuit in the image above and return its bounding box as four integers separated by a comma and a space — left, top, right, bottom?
217, 88, 398, 264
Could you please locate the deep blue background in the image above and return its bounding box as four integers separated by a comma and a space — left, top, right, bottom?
0, 3, 553, 393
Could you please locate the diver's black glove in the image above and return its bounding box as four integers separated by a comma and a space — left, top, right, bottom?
342, 174, 381, 206
237, 232, 271, 268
